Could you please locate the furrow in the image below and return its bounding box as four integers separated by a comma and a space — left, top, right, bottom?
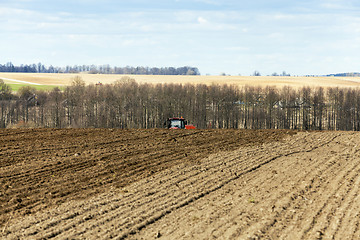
120, 136, 329, 239
4, 136, 292, 239
128, 132, 342, 240
327, 167, 360, 239
233, 134, 341, 239
7, 130, 347, 240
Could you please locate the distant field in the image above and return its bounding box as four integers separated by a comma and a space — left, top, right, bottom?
1, 72, 360, 89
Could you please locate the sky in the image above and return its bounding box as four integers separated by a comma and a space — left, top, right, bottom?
0, 0, 360, 76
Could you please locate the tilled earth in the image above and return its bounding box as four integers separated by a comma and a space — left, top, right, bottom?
1, 128, 360, 239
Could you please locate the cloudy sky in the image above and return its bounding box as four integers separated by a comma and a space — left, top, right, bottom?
0, 0, 359, 76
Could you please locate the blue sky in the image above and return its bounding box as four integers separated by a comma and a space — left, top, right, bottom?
0, 0, 359, 76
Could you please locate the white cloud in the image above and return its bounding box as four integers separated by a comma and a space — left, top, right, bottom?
319, 0, 357, 10
197, 16, 207, 24
194, 0, 221, 6
224, 46, 249, 51
273, 14, 297, 20
0, 7, 33, 16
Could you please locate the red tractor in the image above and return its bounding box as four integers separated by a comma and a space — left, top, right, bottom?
166, 117, 196, 129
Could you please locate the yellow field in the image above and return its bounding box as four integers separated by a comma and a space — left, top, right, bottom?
1, 72, 360, 89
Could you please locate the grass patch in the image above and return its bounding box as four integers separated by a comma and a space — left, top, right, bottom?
7, 83, 65, 92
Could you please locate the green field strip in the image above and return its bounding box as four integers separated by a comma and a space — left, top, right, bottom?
6, 83, 65, 92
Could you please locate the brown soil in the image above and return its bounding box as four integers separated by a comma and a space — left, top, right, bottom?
1, 129, 360, 239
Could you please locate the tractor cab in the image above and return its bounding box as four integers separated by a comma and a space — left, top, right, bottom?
167, 117, 196, 129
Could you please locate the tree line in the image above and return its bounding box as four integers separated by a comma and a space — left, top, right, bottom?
0, 62, 200, 75
325, 72, 360, 77
1, 77, 360, 130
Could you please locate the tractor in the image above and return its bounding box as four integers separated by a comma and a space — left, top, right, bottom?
166, 117, 196, 129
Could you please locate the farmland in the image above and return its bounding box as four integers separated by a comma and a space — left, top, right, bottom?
2, 73, 360, 239
1, 128, 360, 239
2, 72, 360, 89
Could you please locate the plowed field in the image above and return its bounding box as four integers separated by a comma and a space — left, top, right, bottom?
1, 129, 360, 239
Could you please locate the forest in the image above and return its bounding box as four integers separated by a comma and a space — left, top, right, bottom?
0, 62, 200, 75
1, 76, 360, 130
